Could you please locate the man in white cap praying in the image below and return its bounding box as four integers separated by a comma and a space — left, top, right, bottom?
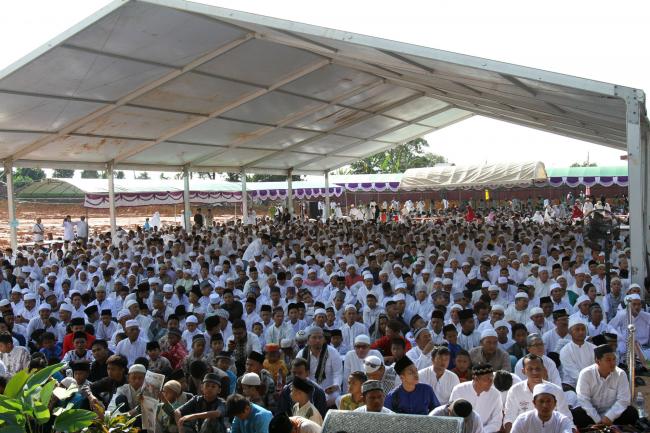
115, 319, 147, 366
469, 328, 511, 371
510, 383, 573, 433
559, 317, 595, 388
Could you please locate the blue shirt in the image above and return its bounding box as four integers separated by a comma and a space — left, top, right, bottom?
231, 403, 272, 433
384, 383, 440, 415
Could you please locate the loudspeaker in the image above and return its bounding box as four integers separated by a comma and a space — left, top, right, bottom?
321, 410, 462, 433
308, 201, 320, 219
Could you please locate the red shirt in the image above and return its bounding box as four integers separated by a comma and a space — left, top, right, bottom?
162, 342, 189, 370
370, 335, 411, 357
61, 332, 96, 358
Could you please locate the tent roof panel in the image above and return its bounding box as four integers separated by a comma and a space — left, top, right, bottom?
546, 166, 627, 177
0, 0, 645, 175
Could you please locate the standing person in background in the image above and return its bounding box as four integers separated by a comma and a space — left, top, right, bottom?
62, 215, 75, 242
32, 218, 45, 243
194, 208, 204, 229
76, 216, 89, 245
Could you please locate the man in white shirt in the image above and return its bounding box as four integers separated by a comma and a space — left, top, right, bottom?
297, 326, 342, 406
264, 307, 295, 344
513, 334, 561, 387
115, 319, 147, 366
504, 354, 572, 433
76, 216, 89, 244
342, 335, 383, 393
450, 364, 503, 433
32, 218, 45, 243
352, 380, 394, 414
572, 344, 638, 428
419, 345, 460, 405
510, 383, 573, 433
559, 318, 595, 388
62, 216, 75, 242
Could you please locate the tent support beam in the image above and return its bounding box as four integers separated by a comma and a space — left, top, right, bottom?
241, 170, 248, 224
106, 161, 117, 242
183, 164, 191, 230
624, 88, 648, 291
324, 170, 330, 221
4, 159, 17, 251
287, 170, 294, 216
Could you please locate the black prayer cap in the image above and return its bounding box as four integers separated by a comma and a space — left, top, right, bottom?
458, 309, 474, 321
247, 351, 265, 365
552, 309, 568, 320
472, 363, 494, 376
291, 376, 314, 394
70, 317, 85, 327
394, 356, 414, 375
84, 305, 98, 316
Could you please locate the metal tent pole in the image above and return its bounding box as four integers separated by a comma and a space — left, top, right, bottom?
183, 164, 191, 230
241, 170, 248, 224
287, 170, 294, 215
107, 161, 117, 242
324, 170, 330, 221
4, 160, 17, 251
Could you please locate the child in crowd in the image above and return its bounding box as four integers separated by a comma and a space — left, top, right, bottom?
263, 343, 288, 389
452, 350, 472, 382
338, 371, 367, 411
291, 376, 323, 426
147, 341, 172, 376
62, 332, 94, 363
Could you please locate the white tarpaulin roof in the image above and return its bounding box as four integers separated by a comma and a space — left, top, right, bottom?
0, 0, 645, 177
399, 161, 548, 191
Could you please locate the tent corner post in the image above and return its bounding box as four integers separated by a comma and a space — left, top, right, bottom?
4, 159, 17, 251
323, 170, 330, 221
106, 161, 117, 243
241, 169, 248, 224
182, 164, 191, 230
623, 89, 648, 292
287, 169, 294, 215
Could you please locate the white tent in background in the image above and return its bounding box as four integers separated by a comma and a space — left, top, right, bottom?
399, 161, 548, 191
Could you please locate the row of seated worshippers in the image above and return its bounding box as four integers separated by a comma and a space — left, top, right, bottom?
0, 206, 647, 433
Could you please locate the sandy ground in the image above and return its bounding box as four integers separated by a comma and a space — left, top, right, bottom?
0, 200, 265, 248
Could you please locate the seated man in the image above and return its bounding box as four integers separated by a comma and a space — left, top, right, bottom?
419, 346, 460, 405
511, 383, 573, 433
513, 334, 561, 387
572, 344, 638, 428
430, 398, 483, 433
559, 318, 594, 389
384, 356, 439, 415
354, 380, 394, 413
469, 328, 511, 372
504, 354, 572, 433
450, 363, 503, 433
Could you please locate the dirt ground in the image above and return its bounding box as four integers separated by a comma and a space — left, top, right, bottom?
0, 200, 270, 248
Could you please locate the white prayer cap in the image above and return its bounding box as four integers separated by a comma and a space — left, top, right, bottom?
443, 268, 453, 274
354, 334, 370, 346
575, 266, 588, 275
480, 328, 498, 340
491, 304, 505, 312
47, 272, 57, 278
488, 285, 500, 292
163, 284, 174, 293
209, 294, 219, 304
575, 295, 590, 305
550, 283, 561, 291
308, 268, 317, 275
125, 299, 138, 309
450, 304, 462, 311
393, 264, 402, 269
422, 268, 431, 274
532, 383, 559, 400
241, 372, 261, 386
38, 303, 51, 311
59, 303, 74, 313
129, 364, 146, 374
314, 308, 327, 317
629, 283, 641, 291
24, 293, 36, 301
433, 277, 443, 283
11, 287, 22, 294
481, 281, 491, 289
515, 292, 529, 300
362, 272, 373, 280
538, 267, 549, 273
523, 280, 535, 287
186, 315, 198, 324
461, 262, 470, 267
395, 282, 407, 291
494, 320, 510, 329
529, 307, 544, 317
364, 355, 383, 374
125, 319, 139, 328
568, 317, 587, 330
344, 304, 357, 313
626, 293, 642, 301
0, 300, 10, 307
148, 277, 161, 285
392, 293, 406, 302
442, 278, 453, 286
280, 338, 293, 349
497, 276, 508, 284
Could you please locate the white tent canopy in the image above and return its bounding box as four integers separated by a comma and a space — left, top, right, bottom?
0, 0, 647, 285
399, 161, 547, 191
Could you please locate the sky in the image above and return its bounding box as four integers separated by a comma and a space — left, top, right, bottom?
1, 0, 647, 178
